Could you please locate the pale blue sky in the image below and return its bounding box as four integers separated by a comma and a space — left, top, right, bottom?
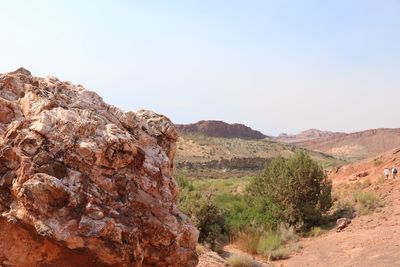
1, 1, 399, 135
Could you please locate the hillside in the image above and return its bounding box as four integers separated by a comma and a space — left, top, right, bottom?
176, 120, 267, 140
328, 147, 400, 184
175, 134, 345, 178
278, 128, 400, 161
276, 147, 400, 266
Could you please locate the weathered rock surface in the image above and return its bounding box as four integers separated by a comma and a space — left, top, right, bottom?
0, 68, 198, 266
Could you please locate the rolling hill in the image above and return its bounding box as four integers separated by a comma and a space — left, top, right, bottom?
175, 122, 345, 178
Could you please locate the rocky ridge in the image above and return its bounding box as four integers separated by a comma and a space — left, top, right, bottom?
176, 120, 267, 140
0, 68, 198, 266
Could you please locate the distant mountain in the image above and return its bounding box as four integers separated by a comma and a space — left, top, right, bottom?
281, 128, 400, 161
275, 129, 345, 143
176, 120, 267, 140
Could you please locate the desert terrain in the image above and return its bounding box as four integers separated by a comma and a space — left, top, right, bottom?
176, 122, 400, 267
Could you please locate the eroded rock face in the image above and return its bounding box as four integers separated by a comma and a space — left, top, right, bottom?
0, 68, 198, 266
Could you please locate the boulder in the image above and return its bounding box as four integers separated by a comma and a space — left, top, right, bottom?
336, 218, 351, 232
0, 68, 198, 266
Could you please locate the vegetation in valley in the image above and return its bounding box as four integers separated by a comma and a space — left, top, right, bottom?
177, 151, 334, 260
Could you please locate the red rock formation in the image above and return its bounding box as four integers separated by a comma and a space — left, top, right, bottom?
176, 120, 267, 140
0, 68, 198, 266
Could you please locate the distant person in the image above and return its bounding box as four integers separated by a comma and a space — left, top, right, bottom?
392, 166, 398, 179
384, 168, 390, 179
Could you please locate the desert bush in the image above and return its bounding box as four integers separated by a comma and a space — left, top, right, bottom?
256, 233, 282, 256
196, 200, 227, 246
226, 254, 252, 267
353, 191, 382, 215
269, 248, 290, 260
247, 151, 332, 230
178, 185, 228, 250
278, 224, 298, 242
176, 175, 194, 191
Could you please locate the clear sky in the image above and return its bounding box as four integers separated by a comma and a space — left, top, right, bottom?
1, 1, 399, 135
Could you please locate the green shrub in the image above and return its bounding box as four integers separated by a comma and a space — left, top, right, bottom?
178, 187, 228, 250
226, 254, 252, 267
256, 233, 282, 256
176, 175, 194, 191
353, 191, 382, 215
247, 151, 332, 230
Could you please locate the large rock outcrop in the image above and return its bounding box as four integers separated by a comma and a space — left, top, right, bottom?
0, 68, 198, 266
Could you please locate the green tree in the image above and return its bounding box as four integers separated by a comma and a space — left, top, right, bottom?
247, 151, 332, 229
177, 176, 227, 250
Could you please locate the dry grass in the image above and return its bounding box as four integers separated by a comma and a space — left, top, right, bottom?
308, 226, 328, 237
226, 254, 253, 267
234, 231, 290, 261
269, 248, 290, 260
234, 232, 259, 254
196, 244, 206, 255
353, 191, 383, 215
333, 180, 384, 217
